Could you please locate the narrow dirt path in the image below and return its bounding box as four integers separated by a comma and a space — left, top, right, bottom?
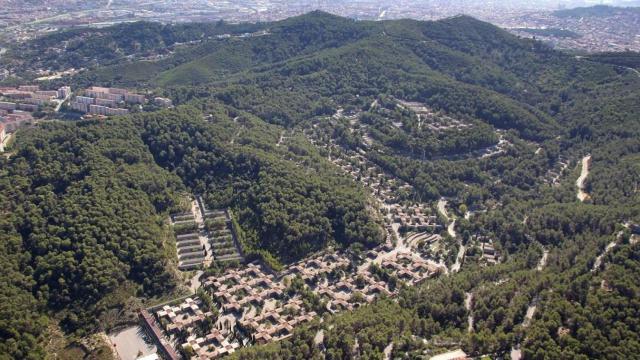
383, 342, 393, 360
465, 292, 474, 333
537, 249, 549, 271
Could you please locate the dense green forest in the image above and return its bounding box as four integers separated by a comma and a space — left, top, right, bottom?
0, 103, 384, 357
1, 11, 640, 360
586, 51, 640, 70
0, 120, 184, 358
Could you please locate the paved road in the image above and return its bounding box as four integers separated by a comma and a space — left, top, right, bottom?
439, 198, 462, 272
189, 270, 203, 293
576, 155, 592, 202
625, 66, 640, 78
451, 239, 464, 273
55, 93, 71, 112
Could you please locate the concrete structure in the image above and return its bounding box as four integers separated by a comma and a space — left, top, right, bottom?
429, 349, 468, 360
154, 97, 173, 107
139, 310, 180, 360
70, 86, 148, 115
3, 91, 32, 99
16, 103, 38, 111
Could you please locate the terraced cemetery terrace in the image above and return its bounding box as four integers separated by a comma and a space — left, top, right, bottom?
202, 207, 243, 263
171, 197, 243, 270
396, 99, 473, 132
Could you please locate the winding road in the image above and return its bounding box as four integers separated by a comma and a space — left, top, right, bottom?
576, 155, 592, 202
592, 241, 617, 272
438, 199, 465, 272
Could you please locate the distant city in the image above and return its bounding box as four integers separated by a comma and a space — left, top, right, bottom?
0, 0, 639, 53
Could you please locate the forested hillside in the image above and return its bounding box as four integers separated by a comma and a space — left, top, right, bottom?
0, 120, 184, 358
3, 20, 267, 73
1, 11, 640, 360
133, 105, 383, 263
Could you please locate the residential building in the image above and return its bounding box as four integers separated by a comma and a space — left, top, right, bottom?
125, 92, 145, 104
75, 96, 95, 105
35, 90, 58, 97
88, 104, 129, 116
18, 85, 39, 92
57, 86, 71, 99
17, 103, 39, 112
2, 112, 33, 132
96, 98, 117, 107
0, 101, 17, 111
70, 102, 89, 113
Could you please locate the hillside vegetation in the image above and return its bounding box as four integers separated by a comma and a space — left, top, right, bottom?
1, 11, 640, 360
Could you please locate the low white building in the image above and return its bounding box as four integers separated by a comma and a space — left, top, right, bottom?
0, 123, 5, 152
430, 349, 468, 360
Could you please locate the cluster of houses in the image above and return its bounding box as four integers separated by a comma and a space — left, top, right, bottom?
329, 151, 441, 236
0, 84, 69, 107
387, 203, 441, 232
480, 241, 499, 264
396, 99, 472, 132
303, 112, 449, 262
69, 86, 142, 115
0, 84, 69, 133
68, 86, 173, 117
156, 298, 215, 334
181, 329, 240, 359
148, 240, 445, 359
467, 235, 500, 265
